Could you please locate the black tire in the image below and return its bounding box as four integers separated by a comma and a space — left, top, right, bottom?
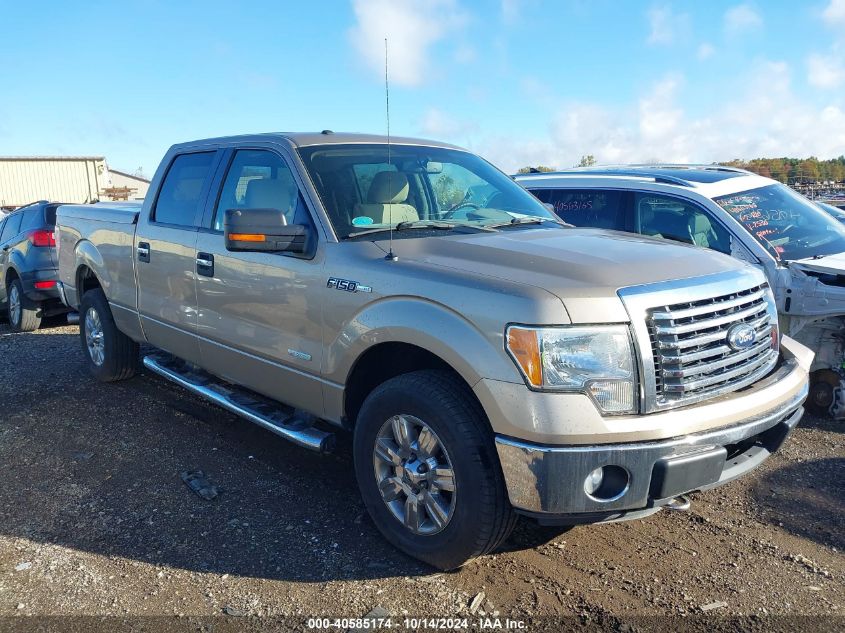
7, 278, 41, 332
807, 369, 840, 417
79, 288, 139, 382
353, 370, 516, 570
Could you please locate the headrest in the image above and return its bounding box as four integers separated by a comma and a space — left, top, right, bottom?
368, 172, 409, 204
688, 213, 712, 234
245, 178, 292, 210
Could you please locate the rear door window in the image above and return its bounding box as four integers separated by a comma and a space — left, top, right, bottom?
152, 152, 216, 226
0, 213, 22, 243
530, 189, 627, 230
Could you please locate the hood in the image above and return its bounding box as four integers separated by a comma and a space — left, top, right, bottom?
383, 227, 748, 322
790, 252, 845, 276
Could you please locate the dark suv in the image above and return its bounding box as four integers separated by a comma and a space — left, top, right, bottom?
0, 201, 70, 331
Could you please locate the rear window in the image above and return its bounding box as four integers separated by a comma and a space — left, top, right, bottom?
44, 205, 59, 226
153, 152, 216, 226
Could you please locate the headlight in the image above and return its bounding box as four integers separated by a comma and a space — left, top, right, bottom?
506, 325, 638, 413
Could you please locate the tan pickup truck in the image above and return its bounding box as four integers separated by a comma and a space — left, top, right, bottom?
55, 133, 811, 569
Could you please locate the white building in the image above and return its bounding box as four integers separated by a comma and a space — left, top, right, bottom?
0, 156, 150, 209
107, 168, 151, 200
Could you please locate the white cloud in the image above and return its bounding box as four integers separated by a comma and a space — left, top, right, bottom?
697, 42, 715, 60
724, 4, 763, 35
822, 0, 845, 27
501, 0, 523, 23
348, 0, 468, 87
807, 52, 845, 88
474, 60, 845, 173
419, 108, 478, 139
647, 5, 689, 45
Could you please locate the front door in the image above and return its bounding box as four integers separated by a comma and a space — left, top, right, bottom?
135, 150, 218, 365
194, 148, 325, 414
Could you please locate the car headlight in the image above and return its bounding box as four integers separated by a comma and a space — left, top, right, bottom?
506, 325, 638, 413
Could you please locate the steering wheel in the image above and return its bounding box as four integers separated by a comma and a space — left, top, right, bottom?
442, 201, 481, 219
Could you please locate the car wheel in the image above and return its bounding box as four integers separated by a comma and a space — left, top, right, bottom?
7, 278, 41, 332
79, 288, 139, 381
353, 370, 516, 570
807, 369, 840, 417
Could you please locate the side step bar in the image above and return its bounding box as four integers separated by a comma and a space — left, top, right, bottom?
142, 354, 335, 453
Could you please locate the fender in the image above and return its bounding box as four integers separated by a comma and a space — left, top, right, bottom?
73, 239, 108, 304
325, 295, 521, 385
3, 250, 27, 286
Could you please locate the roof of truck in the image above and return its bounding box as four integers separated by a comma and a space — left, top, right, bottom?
172, 132, 464, 151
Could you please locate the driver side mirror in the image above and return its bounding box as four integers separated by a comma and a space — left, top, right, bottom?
224, 208, 310, 254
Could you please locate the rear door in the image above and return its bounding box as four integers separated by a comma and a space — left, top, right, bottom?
0, 217, 7, 306
134, 150, 219, 364
0, 213, 23, 306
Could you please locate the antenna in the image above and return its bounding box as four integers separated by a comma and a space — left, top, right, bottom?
384, 37, 397, 261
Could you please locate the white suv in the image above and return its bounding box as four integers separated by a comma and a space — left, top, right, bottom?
515, 165, 845, 417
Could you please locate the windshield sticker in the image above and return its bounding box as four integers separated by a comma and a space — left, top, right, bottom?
352, 216, 374, 226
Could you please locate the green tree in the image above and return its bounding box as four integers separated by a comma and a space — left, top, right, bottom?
577, 154, 596, 167
516, 165, 555, 174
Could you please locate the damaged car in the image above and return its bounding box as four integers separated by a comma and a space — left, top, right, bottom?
515, 165, 845, 418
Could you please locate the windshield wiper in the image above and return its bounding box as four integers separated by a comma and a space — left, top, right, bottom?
345, 220, 483, 239
484, 217, 567, 229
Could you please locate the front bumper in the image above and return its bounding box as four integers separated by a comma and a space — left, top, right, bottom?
495, 376, 807, 518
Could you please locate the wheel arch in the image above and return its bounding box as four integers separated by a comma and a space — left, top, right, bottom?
344, 342, 479, 427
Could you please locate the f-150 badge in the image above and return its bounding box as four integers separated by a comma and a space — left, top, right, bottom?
327, 277, 372, 293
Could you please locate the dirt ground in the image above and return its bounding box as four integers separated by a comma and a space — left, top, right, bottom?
0, 320, 842, 632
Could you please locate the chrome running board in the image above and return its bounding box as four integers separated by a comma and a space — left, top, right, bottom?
142, 354, 335, 453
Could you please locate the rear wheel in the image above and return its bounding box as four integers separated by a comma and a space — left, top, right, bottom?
7, 279, 41, 332
79, 288, 139, 381
353, 370, 515, 570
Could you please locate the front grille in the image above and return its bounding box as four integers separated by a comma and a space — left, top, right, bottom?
647, 284, 778, 409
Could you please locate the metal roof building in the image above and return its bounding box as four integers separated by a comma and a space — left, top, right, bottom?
0, 156, 109, 209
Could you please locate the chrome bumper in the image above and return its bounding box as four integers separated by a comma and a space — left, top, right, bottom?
495, 373, 808, 516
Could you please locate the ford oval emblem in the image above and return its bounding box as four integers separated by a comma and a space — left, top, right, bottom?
727, 323, 756, 351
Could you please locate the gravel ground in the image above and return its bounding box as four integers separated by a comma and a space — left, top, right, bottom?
0, 320, 842, 632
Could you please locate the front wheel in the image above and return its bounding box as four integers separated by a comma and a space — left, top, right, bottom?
353, 370, 515, 570
79, 288, 139, 381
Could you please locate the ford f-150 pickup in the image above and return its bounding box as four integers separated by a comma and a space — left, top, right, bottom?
55, 132, 811, 569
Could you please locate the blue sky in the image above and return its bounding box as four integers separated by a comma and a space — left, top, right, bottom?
1, 0, 844, 176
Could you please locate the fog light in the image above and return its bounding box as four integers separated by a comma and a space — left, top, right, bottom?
585, 467, 604, 495
583, 465, 630, 501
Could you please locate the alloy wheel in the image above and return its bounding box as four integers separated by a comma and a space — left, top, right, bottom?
84, 307, 105, 366
9, 285, 21, 327
372, 414, 457, 536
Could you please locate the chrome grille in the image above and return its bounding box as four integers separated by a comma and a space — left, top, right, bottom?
647, 284, 778, 409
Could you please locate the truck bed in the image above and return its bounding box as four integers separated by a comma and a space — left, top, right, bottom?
56, 201, 142, 313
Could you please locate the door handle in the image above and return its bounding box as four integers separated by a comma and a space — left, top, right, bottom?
196, 252, 214, 277
137, 242, 151, 263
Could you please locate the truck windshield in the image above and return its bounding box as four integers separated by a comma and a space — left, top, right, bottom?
714, 183, 845, 261
297, 144, 558, 239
